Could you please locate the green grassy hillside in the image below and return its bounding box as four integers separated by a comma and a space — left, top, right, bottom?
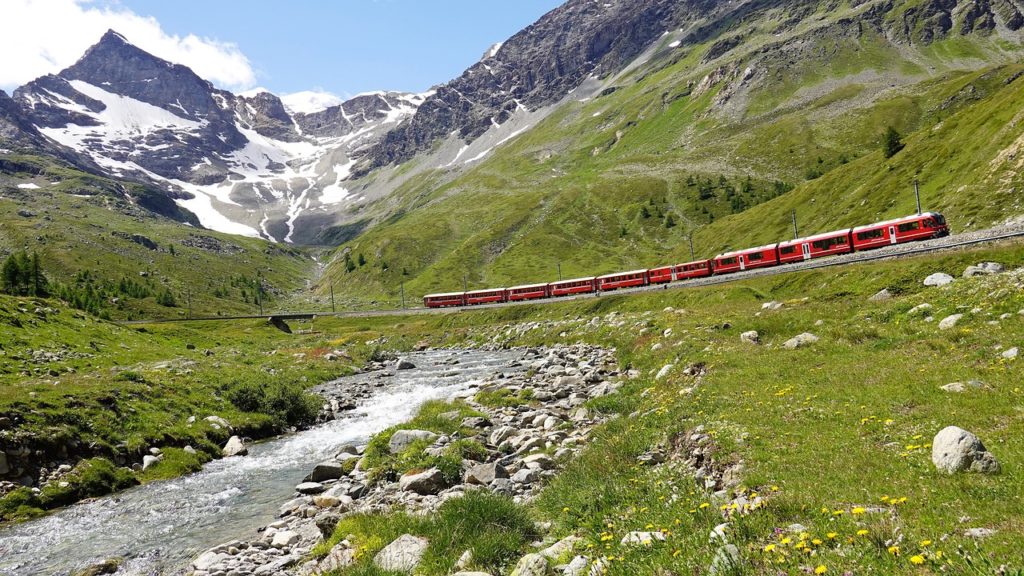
317, 6, 1024, 307
0, 154, 316, 319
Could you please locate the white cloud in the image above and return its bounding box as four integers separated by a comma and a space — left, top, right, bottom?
0, 0, 257, 91
280, 90, 344, 114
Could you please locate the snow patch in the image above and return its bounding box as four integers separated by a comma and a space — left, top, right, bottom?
281, 90, 344, 115
669, 40, 681, 48
16, 183, 40, 190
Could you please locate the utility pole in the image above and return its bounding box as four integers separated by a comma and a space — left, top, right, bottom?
400, 281, 406, 309
329, 283, 335, 313
688, 234, 695, 261
463, 274, 468, 292
557, 263, 562, 281
791, 209, 799, 239
914, 179, 922, 215
187, 287, 191, 320
256, 273, 263, 316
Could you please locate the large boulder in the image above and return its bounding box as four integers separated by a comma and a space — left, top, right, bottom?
222, 436, 247, 457
305, 462, 345, 482
963, 262, 1004, 277
740, 331, 760, 345
924, 272, 954, 287
388, 429, 438, 454
510, 553, 548, 576
931, 426, 1000, 474
783, 333, 819, 349
374, 534, 429, 572
396, 359, 416, 370
399, 468, 447, 495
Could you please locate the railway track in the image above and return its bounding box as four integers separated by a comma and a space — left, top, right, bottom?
122, 226, 1024, 325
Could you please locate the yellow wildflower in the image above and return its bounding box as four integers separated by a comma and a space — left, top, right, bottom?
815, 565, 828, 574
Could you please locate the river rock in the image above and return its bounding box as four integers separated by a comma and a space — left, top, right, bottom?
222, 436, 247, 457
740, 331, 760, 345
305, 462, 345, 482
938, 314, 963, 330
464, 462, 508, 485
489, 425, 517, 446
142, 455, 161, 471
399, 468, 447, 494
396, 359, 416, 370
318, 543, 356, 572
374, 534, 429, 572
389, 429, 438, 454
783, 332, 819, 349
924, 273, 954, 287
510, 553, 547, 576
296, 482, 326, 494
931, 426, 1000, 474
271, 530, 299, 548
71, 558, 121, 576
193, 551, 230, 571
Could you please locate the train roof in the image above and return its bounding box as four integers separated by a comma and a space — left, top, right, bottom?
465, 288, 506, 295
424, 291, 465, 298
649, 259, 711, 270
778, 228, 852, 245
852, 212, 944, 232
508, 283, 548, 291
714, 243, 778, 259
551, 276, 596, 284
597, 269, 648, 279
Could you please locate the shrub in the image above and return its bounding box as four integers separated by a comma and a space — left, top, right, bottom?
224, 376, 320, 428
37, 457, 137, 509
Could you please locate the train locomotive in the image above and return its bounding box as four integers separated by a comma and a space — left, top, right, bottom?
424, 212, 949, 308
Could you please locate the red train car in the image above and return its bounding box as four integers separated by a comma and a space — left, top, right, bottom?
778, 229, 853, 264
507, 283, 549, 302
550, 277, 597, 297
597, 269, 649, 291
465, 288, 507, 305
852, 212, 949, 251
424, 292, 466, 308
648, 260, 713, 284
712, 244, 780, 275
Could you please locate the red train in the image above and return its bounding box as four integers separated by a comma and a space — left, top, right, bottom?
423, 212, 949, 308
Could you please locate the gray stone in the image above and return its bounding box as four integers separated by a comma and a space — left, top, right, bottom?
388, 429, 438, 454
399, 468, 447, 495
374, 534, 429, 572
318, 543, 356, 572
941, 380, 987, 393
783, 332, 819, 349
305, 462, 345, 482
142, 455, 161, 471
396, 359, 416, 370
1001, 347, 1019, 360
761, 301, 783, 310
908, 303, 933, 315
708, 544, 742, 575
924, 273, 954, 287
192, 551, 230, 571
452, 572, 493, 576
464, 462, 508, 485
540, 534, 581, 559
563, 555, 589, 576
296, 482, 325, 494
740, 330, 760, 344
205, 415, 231, 430
964, 262, 1004, 277
511, 468, 540, 484
271, 530, 299, 548
522, 453, 555, 470
510, 553, 548, 576
869, 289, 893, 302
620, 531, 666, 546
222, 436, 247, 457
938, 314, 963, 330
655, 364, 673, 380
489, 425, 517, 446
932, 426, 1000, 474
964, 527, 996, 538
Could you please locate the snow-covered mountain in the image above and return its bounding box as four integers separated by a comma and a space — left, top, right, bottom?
12, 30, 427, 243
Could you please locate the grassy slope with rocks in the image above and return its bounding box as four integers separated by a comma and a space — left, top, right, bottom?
308, 239, 1024, 575
316, 9, 1024, 307
0, 153, 316, 320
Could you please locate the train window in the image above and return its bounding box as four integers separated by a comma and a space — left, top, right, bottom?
780, 246, 796, 254
897, 221, 921, 232
934, 214, 946, 225
812, 236, 845, 250
719, 257, 737, 265
748, 252, 763, 261
856, 229, 884, 241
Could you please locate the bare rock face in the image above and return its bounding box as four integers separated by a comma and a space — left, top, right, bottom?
932, 426, 1000, 474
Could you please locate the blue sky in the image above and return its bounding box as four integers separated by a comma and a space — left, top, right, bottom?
118, 1, 564, 97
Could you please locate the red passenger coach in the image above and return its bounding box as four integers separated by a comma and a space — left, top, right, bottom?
648, 260, 714, 284
507, 283, 549, 302
852, 212, 949, 251
424, 292, 466, 308
465, 288, 508, 305
778, 229, 853, 264
550, 277, 597, 297
597, 270, 649, 291
712, 244, 780, 275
